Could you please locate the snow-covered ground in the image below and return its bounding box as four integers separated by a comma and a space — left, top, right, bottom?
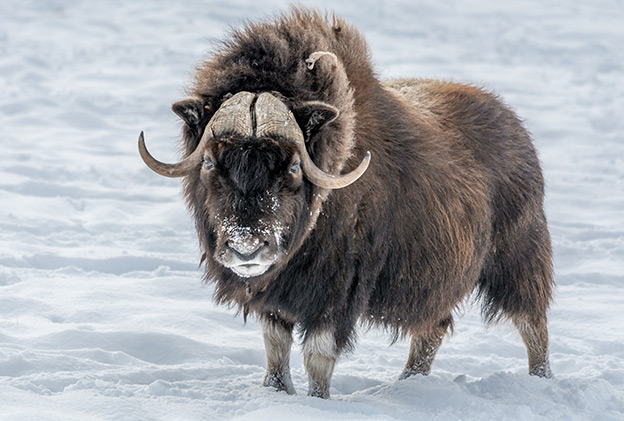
1, 0, 623, 419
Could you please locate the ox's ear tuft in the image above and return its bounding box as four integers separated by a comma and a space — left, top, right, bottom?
293, 101, 340, 141
172, 98, 205, 128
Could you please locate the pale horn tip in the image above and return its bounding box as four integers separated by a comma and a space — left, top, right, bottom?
355, 151, 372, 178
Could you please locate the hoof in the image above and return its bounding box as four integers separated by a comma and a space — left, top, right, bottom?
529, 363, 553, 379
398, 366, 430, 380
307, 385, 330, 399
263, 373, 296, 395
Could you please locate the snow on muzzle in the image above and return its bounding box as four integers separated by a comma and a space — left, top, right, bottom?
215, 218, 282, 278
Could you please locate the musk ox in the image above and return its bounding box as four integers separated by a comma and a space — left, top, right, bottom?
138, 9, 554, 398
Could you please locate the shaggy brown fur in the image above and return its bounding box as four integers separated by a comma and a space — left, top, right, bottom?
168, 8, 554, 398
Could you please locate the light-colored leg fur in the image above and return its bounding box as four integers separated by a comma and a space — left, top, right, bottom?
399, 318, 451, 380
303, 330, 338, 398
260, 317, 296, 394
512, 315, 553, 378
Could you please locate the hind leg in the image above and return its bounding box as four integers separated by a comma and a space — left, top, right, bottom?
480, 210, 554, 377
482, 280, 554, 378
399, 317, 452, 379
512, 314, 552, 378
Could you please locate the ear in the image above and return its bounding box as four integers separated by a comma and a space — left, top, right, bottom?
172, 98, 205, 128
293, 101, 339, 140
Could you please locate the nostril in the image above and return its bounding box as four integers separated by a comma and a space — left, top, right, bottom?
230, 242, 265, 262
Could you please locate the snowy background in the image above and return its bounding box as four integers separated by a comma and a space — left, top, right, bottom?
1, 0, 623, 419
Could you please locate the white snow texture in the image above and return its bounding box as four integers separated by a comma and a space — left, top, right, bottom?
1, 1, 623, 420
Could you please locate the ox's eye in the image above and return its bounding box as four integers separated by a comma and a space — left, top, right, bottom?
203, 157, 214, 171
290, 161, 301, 174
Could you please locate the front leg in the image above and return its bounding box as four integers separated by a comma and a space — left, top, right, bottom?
260, 314, 296, 394
303, 329, 338, 399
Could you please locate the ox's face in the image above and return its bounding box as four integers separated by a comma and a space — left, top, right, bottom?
138, 90, 370, 279
202, 135, 304, 278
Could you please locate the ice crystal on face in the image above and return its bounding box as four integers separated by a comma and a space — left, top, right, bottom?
218, 207, 285, 256
222, 216, 258, 254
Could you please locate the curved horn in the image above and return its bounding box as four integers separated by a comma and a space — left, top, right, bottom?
305, 51, 338, 70
255, 92, 370, 189
138, 131, 206, 178
138, 92, 255, 178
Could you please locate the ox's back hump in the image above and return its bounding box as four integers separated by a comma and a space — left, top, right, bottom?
384, 78, 545, 219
